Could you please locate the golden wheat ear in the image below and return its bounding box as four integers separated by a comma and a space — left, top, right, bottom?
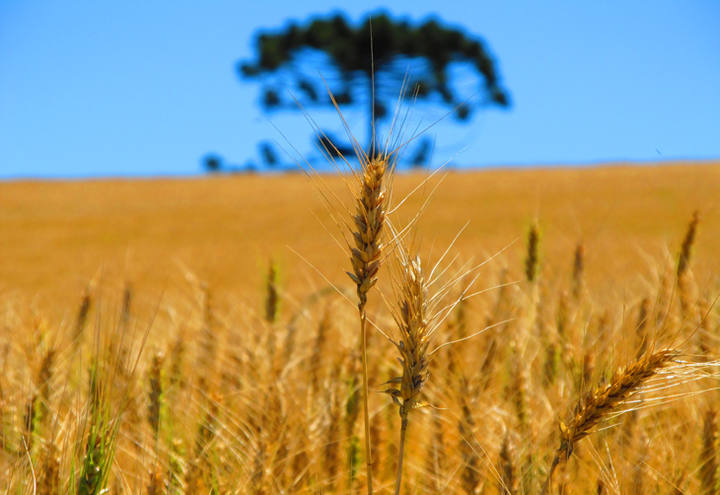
543, 349, 678, 494
345, 129, 391, 495
386, 254, 430, 495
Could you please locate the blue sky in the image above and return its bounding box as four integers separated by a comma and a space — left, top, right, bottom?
1, 1, 719, 178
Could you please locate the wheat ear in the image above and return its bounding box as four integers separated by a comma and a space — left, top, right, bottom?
384, 256, 430, 495
571, 242, 584, 299
543, 349, 676, 494
524, 223, 539, 283
498, 432, 518, 495
677, 210, 699, 280
347, 153, 389, 494
677, 210, 699, 319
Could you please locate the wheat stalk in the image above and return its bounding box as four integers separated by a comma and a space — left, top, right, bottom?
384, 255, 430, 495
699, 407, 718, 495
347, 152, 390, 494
458, 392, 481, 495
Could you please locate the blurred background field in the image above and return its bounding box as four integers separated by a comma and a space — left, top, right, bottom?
3, 161, 720, 493
2, 161, 719, 317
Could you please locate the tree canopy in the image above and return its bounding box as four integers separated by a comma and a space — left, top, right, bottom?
237, 11, 510, 168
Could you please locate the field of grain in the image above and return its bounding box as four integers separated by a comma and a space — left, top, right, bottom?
1, 161, 720, 493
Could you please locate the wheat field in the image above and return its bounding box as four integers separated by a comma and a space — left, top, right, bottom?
1, 161, 720, 493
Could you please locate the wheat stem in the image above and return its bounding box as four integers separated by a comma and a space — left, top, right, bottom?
360, 310, 373, 493
394, 414, 408, 495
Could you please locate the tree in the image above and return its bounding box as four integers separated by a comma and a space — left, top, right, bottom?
203, 153, 223, 173
239, 11, 510, 163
